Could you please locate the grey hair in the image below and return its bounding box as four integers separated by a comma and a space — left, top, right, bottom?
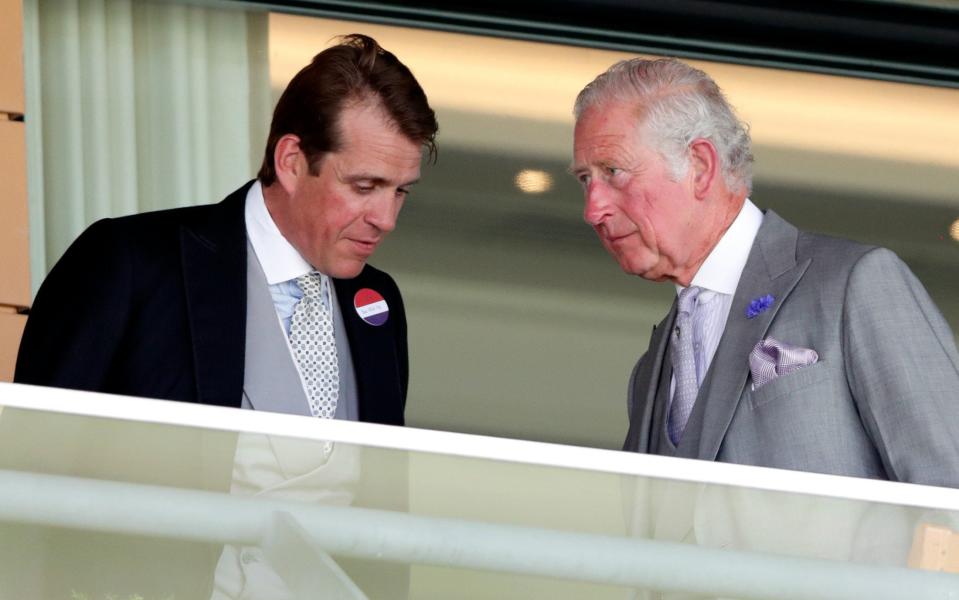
574, 58, 753, 194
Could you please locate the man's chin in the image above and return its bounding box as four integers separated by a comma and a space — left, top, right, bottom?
618, 258, 665, 282
327, 259, 368, 280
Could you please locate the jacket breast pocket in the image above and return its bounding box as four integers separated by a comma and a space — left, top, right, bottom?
747, 361, 832, 410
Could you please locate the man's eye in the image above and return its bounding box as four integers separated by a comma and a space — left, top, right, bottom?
578, 174, 591, 186
606, 166, 621, 176
354, 184, 375, 194
396, 187, 410, 198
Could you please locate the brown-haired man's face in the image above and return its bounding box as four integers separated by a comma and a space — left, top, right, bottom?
280, 101, 422, 279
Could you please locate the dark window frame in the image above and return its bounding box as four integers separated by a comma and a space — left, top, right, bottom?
243, 0, 959, 89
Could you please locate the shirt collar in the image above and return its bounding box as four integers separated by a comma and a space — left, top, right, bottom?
244, 180, 313, 285
676, 198, 764, 297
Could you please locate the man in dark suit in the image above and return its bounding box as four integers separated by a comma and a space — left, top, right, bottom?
9, 33, 429, 600
15, 34, 437, 426
572, 57, 959, 486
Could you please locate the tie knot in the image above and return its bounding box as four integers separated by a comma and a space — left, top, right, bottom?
296, 272, 327, 301
677, 285, 702, 314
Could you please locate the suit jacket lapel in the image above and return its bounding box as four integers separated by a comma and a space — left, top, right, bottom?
180, 183, 251, 408
623, 307, 675, 452
332, 274, 404, 425
697, 210, 811, 461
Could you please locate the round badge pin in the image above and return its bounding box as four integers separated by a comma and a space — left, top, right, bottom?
354, 288, 389, 326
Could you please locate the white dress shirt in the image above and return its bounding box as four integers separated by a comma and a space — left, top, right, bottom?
244, 181, 334, 335
672, 199, 764, 393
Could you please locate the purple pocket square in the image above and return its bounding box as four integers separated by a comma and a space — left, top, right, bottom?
749, 338, 819, 390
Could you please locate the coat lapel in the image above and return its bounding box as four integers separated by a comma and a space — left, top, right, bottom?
697, 211, 811, 461
624, 307, 675, 452
180, 184, 251, 408
332, 273, 404, 425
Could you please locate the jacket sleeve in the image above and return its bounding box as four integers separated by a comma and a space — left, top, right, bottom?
14, 218, 133, 392
842, 247, 959, 487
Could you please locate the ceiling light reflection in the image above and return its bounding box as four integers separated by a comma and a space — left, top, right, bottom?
515, 169, 553, 194
950, 219, 959, 242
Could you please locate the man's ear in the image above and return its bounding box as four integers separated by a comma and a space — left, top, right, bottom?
689, 138, 719, 200
273, 134, 304, 196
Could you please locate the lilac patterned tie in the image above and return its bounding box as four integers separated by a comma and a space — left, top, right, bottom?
668, 285, 702, 445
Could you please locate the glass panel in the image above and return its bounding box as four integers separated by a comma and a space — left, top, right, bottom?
2, 384, 958, 600
25, 3, 959, 454
265, 14, 959, 450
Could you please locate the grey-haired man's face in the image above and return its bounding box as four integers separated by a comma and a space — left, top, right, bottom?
573, 100, 700, 283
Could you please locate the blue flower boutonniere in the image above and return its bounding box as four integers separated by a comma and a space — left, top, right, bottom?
746, 294, 775, 319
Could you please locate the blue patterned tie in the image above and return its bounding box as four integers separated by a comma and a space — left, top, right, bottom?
668, 286, 702, 445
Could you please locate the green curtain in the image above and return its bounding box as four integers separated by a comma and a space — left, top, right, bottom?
23, 0, 272, 294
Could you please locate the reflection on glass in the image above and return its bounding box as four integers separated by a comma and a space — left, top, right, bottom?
1, 389, 959, 600
264, 13, 959, 451
25, 2, 959, 453
210, 436, 367, 599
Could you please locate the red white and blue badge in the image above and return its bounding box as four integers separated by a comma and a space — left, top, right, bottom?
354, 288, 389, 326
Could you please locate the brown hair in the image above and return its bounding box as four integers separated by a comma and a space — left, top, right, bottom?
257, 34, 438, 185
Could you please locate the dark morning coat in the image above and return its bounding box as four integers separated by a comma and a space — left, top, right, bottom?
14, 180, 408, 425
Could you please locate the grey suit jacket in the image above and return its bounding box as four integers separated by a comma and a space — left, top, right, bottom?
624, 210, 959, 487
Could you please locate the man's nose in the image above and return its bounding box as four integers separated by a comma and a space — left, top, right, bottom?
583, 181, 612, 226
366, 193, 399, 233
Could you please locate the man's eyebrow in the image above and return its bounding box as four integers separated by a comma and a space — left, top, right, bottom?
343, 174, 385, 184
343, 174, 420, 188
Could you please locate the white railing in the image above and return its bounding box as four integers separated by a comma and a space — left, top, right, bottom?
2, 468, 958, 600
2, 382, 959, 599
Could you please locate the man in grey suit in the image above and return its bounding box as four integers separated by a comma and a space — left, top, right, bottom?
572, 57, 959, 487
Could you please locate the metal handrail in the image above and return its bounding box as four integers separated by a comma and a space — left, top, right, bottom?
2, 469, 958, 600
